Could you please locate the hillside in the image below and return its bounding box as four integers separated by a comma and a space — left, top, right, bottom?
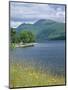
16, 19, 65, 42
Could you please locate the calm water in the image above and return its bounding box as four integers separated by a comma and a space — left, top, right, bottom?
10, 40, 65, 76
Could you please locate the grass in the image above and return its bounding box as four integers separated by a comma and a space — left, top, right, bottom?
9, 62, 65, 88
10, 43, 16, 48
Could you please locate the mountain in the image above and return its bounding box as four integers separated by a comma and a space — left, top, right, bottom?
16, 19, 65, 42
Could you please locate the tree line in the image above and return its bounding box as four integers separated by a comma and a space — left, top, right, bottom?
10, 28, 35, 44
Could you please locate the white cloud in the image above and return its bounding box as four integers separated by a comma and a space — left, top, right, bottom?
10, 2, 65, 28
10, 21, 22, 28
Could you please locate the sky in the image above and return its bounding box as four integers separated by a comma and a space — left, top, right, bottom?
10, 2, 65, 28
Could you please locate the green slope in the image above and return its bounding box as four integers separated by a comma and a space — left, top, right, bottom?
16, 19, 65, 42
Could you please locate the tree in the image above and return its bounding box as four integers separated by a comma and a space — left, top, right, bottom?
10, 28, 20, 43
20, 30, 35, 43
10, 28, 16, 43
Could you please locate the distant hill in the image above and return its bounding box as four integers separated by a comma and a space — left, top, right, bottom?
16, 19, 65, 42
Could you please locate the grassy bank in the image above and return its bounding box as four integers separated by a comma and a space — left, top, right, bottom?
9, 62, 65, 88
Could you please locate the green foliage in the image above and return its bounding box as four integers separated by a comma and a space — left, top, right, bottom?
15, 35, 21, 43
10, 28, 35, 44
10, 43, 16, 48
20, 30, 35, 43
10, 28, 16, 43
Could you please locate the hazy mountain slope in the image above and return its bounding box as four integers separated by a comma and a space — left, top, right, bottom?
16, 19, 65, 42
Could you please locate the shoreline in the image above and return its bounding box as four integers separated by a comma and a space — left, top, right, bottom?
10, 40, 64, 48
15, 43, 38, 48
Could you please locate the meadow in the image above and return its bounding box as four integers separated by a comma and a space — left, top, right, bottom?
10, 61, 65, 88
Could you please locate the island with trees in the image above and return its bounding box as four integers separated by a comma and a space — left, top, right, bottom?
10, 28, 36, 48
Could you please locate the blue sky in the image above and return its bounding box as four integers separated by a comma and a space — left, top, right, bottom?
10, 2, 65, 28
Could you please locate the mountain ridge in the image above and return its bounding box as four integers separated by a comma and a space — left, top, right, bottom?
15, 19, 65, 42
